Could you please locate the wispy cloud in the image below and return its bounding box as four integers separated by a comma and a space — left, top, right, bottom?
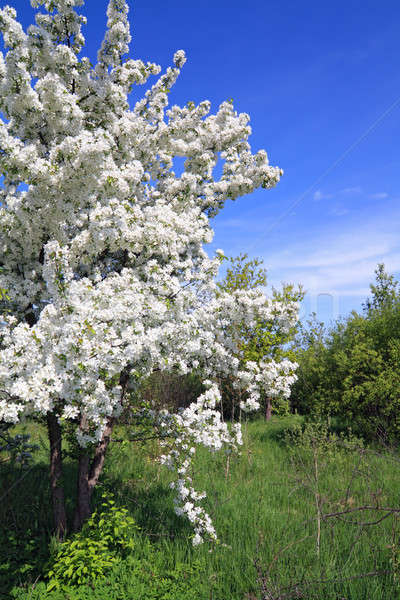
313, 186, 362, 202
313, 189, 332, 201
329, 206, 349, 217
263, 223, 400, 299
214, 186, 400, 320
370, 192, 388, 199
216, 217, 246, 228
339, 186, 362, 195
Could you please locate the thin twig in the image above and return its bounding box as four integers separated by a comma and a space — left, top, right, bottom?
323, 506, 400, 519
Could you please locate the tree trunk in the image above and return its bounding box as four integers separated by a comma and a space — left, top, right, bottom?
265, 397, 272, 421
73, 368, 129, 531
47, 412, 67, 539
73, 451, 91, 532
88, 417, 114, 490
73, 417, 114, 532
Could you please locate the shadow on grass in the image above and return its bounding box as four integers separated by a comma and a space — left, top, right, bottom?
1, 458, 192, 598
0, 461, 54, 599
99, 475, 192, 543
0, 458, 98, 597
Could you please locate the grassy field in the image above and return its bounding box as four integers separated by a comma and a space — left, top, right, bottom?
1, 416, 399, 599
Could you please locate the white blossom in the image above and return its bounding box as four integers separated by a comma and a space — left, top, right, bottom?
0, 0, 298, 543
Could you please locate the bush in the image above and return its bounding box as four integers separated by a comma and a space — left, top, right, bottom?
46, 494, 138, 590
291, 265, 400, 441
282, 418, 363, 456
14, 555, 207, 600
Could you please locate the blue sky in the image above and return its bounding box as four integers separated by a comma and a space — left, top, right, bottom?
8, 0, 400, 323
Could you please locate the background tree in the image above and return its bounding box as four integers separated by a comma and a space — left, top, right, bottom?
363, 262, 399, 313
217, 253, 303, 420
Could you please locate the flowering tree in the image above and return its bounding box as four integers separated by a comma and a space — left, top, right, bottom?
0, 0, 299, 543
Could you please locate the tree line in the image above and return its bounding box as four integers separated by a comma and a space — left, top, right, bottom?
291, 263, 400, 442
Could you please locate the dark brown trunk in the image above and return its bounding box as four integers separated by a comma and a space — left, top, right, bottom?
265, 397, 272, 421
73, 368, 129, 531
73, 452, 91, 532
73, 417, 115, 532
46, 412, 67, 539
88, 417, 114, 489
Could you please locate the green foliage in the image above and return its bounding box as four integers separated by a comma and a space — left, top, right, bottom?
282, 418, 364, 459
292, 264, 400, 441
0, 527, 50, 590
290, 314, 328, 415
14, 553, 207, 600
363, 262, 399, 313
0, 422, 39, 470
47, 537, 116, 590
389, 527, 400, 586
217, 252, 267, 293
46, 494, 138, 590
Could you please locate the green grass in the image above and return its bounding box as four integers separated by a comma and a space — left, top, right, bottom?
1, 416, 399, 599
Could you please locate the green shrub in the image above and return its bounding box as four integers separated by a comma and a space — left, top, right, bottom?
291, 264, 400, 441
17, 544, 207, 600
47, 537, 116, 589
282, 418, 363, 456
46, 494, 138, 590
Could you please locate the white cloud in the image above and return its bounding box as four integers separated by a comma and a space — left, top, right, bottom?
268, 227, 396, 267
339, 186, 362, 195
263, 227, 400, 298
213, 186, 400, 318
329, 206, 349, 216
313, 189, 332, 201
216, 217, 246, 228
313, 186, 362, 202
370, 192, 388, 199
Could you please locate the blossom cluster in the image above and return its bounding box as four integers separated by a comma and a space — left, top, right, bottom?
0, 0, 298, 541
158, 382, 242, 544
237, 358, 298, 412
